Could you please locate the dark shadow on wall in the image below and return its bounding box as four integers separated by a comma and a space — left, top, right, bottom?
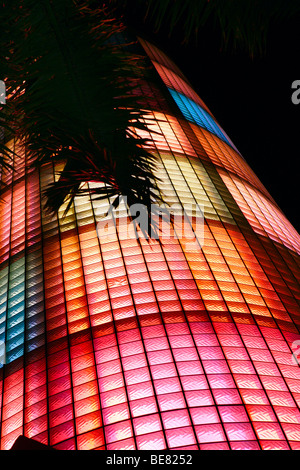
10, 435, 56, 450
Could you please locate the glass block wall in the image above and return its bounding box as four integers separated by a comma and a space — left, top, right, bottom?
0, 38, 300, 450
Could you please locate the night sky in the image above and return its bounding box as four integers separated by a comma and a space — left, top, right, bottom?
127, 8, 300, 234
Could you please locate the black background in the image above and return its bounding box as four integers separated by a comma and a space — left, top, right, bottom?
128, 8, 300, 234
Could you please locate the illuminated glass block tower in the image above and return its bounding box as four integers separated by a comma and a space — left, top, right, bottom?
1, 38, 300, 451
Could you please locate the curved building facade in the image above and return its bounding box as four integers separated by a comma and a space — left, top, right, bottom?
0, 38, 300, 450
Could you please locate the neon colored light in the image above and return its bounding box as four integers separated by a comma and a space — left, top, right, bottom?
168, 89, 234, 148
0, 38, 299, 451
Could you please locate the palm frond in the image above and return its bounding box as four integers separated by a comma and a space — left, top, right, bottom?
0, 0, 163, 233
112, 0, 300, 56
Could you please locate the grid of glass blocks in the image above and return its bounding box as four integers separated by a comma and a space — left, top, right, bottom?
0, 38, 300, 450
168, 89, 233, 149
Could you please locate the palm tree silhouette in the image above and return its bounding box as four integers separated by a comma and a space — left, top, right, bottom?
0, 0, 298, 223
